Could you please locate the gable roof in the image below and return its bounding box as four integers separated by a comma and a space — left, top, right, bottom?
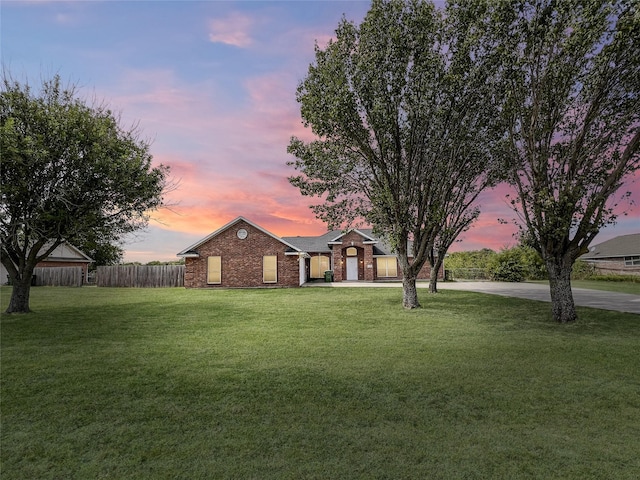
178, 217, 403, 258
581, 233, 640, 260
177, 216, 304, 257
284, 228, 398, 256
327, 228, 379, 244
40, 241, 94, 263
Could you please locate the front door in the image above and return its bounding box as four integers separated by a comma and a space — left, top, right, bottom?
346, 256, 358, 280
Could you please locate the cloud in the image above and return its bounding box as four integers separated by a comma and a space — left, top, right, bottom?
208, 11, 255, 47
89, 8, 639, 262
150, 164, 327, 239
97, 64, 640, 263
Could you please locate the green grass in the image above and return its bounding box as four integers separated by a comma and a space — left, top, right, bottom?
2, 286, 639, 479
571, 279, 640, 295
528, 279, 640, 295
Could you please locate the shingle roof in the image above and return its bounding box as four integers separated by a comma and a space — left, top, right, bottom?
581, 233, 640, 260
178, 216, 403, 258
361, 231, 395, 255
282, 231, 338, 253
283, 229, 398, 255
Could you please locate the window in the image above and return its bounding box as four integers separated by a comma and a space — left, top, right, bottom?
376, 257, 398, 277
346, 247, 358, 256
207, 256, 221, 284
310, 255, 330, 278
625, 256, 640, 266
263, 255, 277, 283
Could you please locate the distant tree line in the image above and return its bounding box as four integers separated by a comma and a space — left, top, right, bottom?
446, 247, 638, 283
121, 260, 185, 266
446, 246, 546, 282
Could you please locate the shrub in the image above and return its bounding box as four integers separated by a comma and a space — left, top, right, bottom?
447, 268, 490, 280
446, 249, 496, 270
517, 246, 547, 280
571, 260, 596, 280
447, 245, 551, 281
488, 254, 526, 282
487, 245, 548, 282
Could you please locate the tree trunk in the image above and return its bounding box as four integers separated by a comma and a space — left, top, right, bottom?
6, 275, 33, 313
546, 257, 577, 323
429, 256, 444, 293
402, 274, 420, 309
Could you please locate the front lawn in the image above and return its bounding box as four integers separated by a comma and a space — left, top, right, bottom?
2, 286, 639, 479
527, 279, 640, 295
569, 279, 640, 295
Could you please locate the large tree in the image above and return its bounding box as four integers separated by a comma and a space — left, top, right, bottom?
76, 231, 124, 270
1, 74, 168, 313
491, 0, 640, 322
288, 0, 504, 308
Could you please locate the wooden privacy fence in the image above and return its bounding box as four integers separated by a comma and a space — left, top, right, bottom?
34, 267, 84, 287
97, 265, 185, 288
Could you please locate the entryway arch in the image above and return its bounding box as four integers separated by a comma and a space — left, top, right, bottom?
345, 246, 359, 281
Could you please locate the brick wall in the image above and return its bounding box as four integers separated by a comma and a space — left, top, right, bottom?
333, 231, 374, 281
184, 220, 300, 288
375, 259, 442, 281
590, 260, 640, 276
415, 262, 443, 280
329, 230, 444, 282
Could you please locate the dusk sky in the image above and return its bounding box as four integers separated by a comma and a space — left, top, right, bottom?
3, 0, 638, 263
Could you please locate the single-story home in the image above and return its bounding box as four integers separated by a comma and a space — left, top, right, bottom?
1, 241, 94, 284
177, 216, 443, 288
580, 233, 640, 276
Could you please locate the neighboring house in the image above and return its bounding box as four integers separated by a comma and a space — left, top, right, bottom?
580, 233, 640, 276
1, 241, 94, 285
177, 216, 443, 288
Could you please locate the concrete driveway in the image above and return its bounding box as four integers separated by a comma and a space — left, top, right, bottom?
305, 281, 640, 314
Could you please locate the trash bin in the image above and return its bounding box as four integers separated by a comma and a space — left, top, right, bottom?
324, 270, 333, 282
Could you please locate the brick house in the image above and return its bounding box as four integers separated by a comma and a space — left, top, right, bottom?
177, 216, 443, 288
1, 241, 94, 285
580, 233, 640, 276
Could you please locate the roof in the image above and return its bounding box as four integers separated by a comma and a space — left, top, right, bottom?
581, 233, 640, 260
328, 228, 378, 244
40, 241, 94, 263
177, 216, 402, 258
282, 231, 337, 253
177, 216, 304, 257
359, 229, 398, 255
284, 228, 397, 255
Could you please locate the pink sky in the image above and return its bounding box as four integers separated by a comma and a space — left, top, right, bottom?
3, 1, 638, 262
